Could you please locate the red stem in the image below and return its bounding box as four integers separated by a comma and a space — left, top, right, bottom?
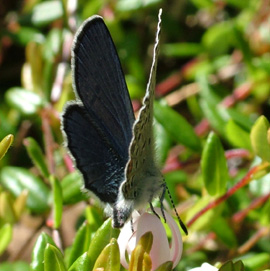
225, 149, 251, 159
232, 192, 270, 223
187, 164, 268, 227
41, 109, 56, 175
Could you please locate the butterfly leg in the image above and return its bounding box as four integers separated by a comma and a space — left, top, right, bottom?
149, 202, 160, 219
160, 182, 167, 223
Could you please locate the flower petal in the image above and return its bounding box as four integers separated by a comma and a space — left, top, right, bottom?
117, 208, 183, 270
135, 212, 171, 271
154, 208, 183, 268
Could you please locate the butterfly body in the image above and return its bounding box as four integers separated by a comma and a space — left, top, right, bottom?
62, 11, 163, 228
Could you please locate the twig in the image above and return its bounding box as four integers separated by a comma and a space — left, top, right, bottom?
187, 163, 269, 227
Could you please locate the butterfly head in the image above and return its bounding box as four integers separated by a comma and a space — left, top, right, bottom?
112, 194, 134, 228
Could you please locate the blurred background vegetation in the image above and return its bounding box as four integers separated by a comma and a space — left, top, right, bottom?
0, 0, 270, 270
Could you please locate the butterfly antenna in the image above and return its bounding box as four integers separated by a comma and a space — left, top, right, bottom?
166, 185, 188, 235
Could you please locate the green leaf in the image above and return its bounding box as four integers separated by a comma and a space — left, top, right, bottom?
68, 252, 91, 271
155, 261, 173, 271
202, 21, 234, 56
225, 0, 249, 8
0, 167, 50, 213
154, 119, 172, 167
164, 171, 187, 204
116, 0, 161, 11
0, 224, 12, 256
219, 260, 245, 271
50, 176, 63, 229
226, 120, 252, 150
85, 206, 103, 232
43, 28, 63, 61
162, 42, 203, 57
7, 26, 44, 46
31, 1, 64, 27
44, 244, 67, 271
88, 219, 120, 270
198, 76, 228, 134
260, 199, 270, 226
201, 132, 229, 196
200, 99, 227, 135
186, 196, 224, 231
92, 238, 120, 271
0, 134, 14, 160
0, 261, 30, 271
31, 232, 57, 271
250, 116, 270, 162
190, 0, 213, 8
5, 87, 43, 115
13, 190, 28, 219
154, 101, 201, 152
226, 108, 253, 131
0, 192, 17, 224
242, 253, 270, 271
61, 172, 89, 204
211, 217, 237, 248
67, 222, 92, 268
24, 137, 50, 178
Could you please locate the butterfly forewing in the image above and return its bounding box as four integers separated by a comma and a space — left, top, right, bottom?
72, 16, 135, 158
62, 16, 135, 204
122, 10, 162, 200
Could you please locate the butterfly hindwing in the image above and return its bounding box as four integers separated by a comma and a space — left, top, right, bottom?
63, 104, 126, 203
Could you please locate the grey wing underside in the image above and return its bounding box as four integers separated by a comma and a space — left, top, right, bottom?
122, 9, 162, 199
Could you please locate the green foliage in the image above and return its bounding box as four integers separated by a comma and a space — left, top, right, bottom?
201, 132, 229, 196
0, 0, 270, 270
218, 260, 245, 271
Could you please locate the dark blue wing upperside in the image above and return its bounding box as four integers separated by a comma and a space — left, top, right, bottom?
72, 16, 135, 159
62, 104, 126, 203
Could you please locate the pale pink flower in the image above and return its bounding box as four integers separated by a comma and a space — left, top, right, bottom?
117, 208, 183, 270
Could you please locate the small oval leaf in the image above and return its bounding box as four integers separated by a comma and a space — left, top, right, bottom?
31, 1, 64, 27
250, 116, 270, 162
31, 232, 57, 271
61, 172, 88, 205
44, 244, 67, 271
0, 167, 50, 213
67, 222, 92, 268
226, 120, 252, 150
24, 137, 50, 178
50, 176, 63, 229
92, 238, 120, 271
5, 87, 43, 115
154, 101, 201, 152
88, 219, 120, 270
0, 134, 14, 160
155, 261, 173, 271
201, 132, 229, 196
0, 224, 13, 256
0, 192, 17, 224
68, 252, 91, 271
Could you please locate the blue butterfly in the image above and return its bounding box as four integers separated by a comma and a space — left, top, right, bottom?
62, 10, 187, 234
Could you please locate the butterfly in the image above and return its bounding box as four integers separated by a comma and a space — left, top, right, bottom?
62, 9, 187, 234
